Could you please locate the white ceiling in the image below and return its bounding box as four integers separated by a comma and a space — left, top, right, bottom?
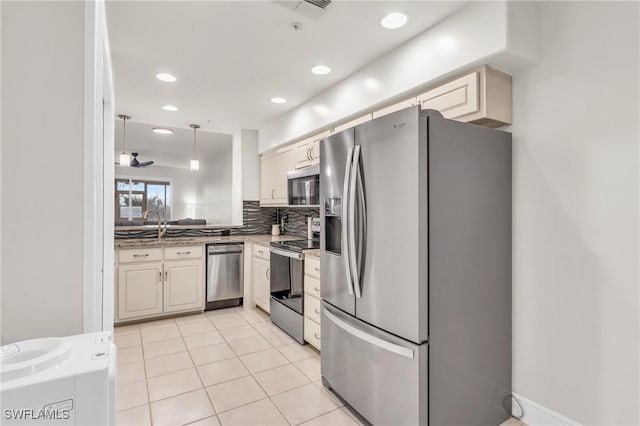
106, 0, 467, 139
115, 120, 232, 169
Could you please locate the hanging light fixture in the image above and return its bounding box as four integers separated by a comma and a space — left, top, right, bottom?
190, 124, 200, 171
118, 114, 131, 166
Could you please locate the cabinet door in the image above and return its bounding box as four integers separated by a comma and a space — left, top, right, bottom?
309, 140, 320, 165
260, 154, 276, 205
309, 130, 330, 165
274, 147, 294, 205
252, 258, 270, 313
118, 262, 163, 320
164, 259, 204, 313
294, 139, 312, 169
417, 71, 479, 119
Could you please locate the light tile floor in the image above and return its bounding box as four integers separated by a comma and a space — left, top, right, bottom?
115, 306, 525, 426
115, 307, 359, 426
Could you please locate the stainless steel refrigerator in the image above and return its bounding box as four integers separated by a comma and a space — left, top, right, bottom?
320, 107, 512, 426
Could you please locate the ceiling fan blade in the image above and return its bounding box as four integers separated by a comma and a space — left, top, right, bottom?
138, 161, 154, 167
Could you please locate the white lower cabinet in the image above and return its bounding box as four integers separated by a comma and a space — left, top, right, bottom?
118, 262, 164, 320
252, 244, 271, 313
303, 256, 321, 351
164, 259, 204, 313
116, 245, 204, 323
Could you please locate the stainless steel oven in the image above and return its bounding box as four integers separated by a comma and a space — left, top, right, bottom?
269, 238, 320, 344
287, 165, 320, 207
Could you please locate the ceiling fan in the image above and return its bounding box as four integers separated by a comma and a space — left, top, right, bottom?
129, 152, 154, 168
116, 114, 154, 167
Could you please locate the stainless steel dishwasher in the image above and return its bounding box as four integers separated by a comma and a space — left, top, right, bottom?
206, 243, 244, 310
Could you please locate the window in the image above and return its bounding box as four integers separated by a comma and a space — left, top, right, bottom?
115, 178, 171, 221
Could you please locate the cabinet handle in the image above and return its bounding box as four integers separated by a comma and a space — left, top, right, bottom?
158, 270, 162, 282
164, 270, 168, 280
176, 251, 191, 255
266, 267, 270, 280
314, 286, 320, 292
314, 308, 320, 315
307, 147, 312, 161
314, 267, 320, 272
258, 250, 264, 255
314, 333, 320, 340
133, 253, 149, 258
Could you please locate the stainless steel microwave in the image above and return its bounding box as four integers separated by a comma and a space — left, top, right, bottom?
287, 165, 320, 207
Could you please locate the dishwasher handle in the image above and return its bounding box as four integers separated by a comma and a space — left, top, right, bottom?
207, 244, 244, 254
208, 250, 243, 255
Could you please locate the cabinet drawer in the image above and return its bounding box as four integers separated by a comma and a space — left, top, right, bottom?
304, 293, 321, 325
119, 248, 162, 263
304, 317, 321, 351
253, 244, 270, 261
305, 275, 321, 299
164, 245, 203, 260
305, 257, 321, 279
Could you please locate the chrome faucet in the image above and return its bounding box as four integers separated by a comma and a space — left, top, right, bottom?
142, 209, 167, 240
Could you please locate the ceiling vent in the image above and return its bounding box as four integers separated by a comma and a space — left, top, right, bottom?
275, 0, 332, 20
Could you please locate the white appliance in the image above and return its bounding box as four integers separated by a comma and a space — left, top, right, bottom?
0, 331, 116, 425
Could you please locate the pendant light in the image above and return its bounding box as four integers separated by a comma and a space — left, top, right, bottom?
118, 114, 131, 167
190, 124, 200, 171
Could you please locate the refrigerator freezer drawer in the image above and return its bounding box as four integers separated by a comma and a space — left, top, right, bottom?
321, 302, 428, 425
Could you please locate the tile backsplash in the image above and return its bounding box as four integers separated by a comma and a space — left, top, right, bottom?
237, 201, 319, 238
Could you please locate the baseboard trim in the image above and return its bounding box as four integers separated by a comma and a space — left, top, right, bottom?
512, 393, 582, 426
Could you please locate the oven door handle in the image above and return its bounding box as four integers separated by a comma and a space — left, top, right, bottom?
270, 247, 304, 260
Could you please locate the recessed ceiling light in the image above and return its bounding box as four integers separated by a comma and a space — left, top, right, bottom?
380, 12, 408, 29
311, 65, 331, 75
156, 73, 177, 82
271, 97, 287, 104
152, 128, 174, 135
162, 105, 178, 112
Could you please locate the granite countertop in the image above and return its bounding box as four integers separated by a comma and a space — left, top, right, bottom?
114, 234, 303, 249
304, 249, 321, 259
115, 224, 244, 231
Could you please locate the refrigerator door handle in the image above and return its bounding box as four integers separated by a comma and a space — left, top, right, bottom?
323, 307, 414, 359
342, 147, 355, 296
349, 145, 362, 298
355, 146, 366, 299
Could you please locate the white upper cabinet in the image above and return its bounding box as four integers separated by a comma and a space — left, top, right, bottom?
294, 138, 313, 169
294, 130, 330, 169
417, 65, 512, 128
261, 146, 295, 207
260, 153, 277, 206
274, 146, 295, 205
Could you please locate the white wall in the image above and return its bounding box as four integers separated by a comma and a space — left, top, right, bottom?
231, 129, 260, 224
1, 1, 86, 344
511, 2, 639, 424
115, 145, 233, 224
